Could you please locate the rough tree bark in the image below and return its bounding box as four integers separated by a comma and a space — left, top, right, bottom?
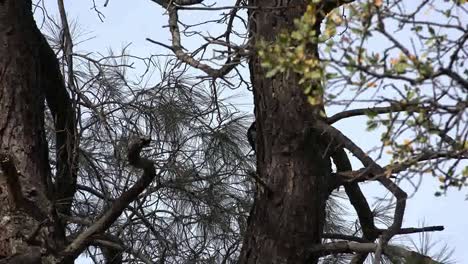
0, 0, 72, 263
238, 1, 333, 263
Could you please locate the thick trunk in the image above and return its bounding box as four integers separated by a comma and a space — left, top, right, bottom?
0, 0, 67, 262
239, 1, 331, 263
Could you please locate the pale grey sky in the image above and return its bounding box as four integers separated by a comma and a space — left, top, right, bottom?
35, 0, 467, 262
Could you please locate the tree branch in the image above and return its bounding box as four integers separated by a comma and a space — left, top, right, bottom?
60, 136, 162, 260
323, 225, 444, 243
150, 0, 203, 8
330, 148, 377, 263
382, 225, 444, 235
92, 236, 154, 264
309, 241, 442, 263
336, 149, 468, 182
37, 18, 78, 216
327, 102, 461, 147
313, 120, 408, 262
148, 5, 245, 79
327, 103, 428, 124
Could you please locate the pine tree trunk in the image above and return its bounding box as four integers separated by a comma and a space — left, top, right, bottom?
239, 1, 331, 263
0, 0, 66, 262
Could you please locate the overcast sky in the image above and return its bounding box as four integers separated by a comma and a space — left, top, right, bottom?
35, 0, 467, 262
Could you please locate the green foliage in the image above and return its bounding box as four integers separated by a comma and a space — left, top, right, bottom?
260, 0, 467, 195
257, 3, 328, 105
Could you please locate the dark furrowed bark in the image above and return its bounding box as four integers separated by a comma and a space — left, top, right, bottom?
0, 0, 69, 262
239, 1, 332, 263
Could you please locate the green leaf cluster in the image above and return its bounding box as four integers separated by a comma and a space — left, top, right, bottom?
257, 3, 330, 105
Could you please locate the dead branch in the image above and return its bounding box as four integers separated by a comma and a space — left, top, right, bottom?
167, 6, 243, 78
60, 136, 163, 261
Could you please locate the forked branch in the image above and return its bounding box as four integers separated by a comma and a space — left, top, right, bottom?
147, 2, 247, 80
314, 120, 407, 263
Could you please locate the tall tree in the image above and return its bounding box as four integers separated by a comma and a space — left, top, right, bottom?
146, 0, 466, 263
0, 0, 466, 263
2, 0, 253, 262
0, 0, 75, 262
238, 1, 333, 263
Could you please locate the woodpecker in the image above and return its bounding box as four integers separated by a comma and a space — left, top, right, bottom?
247, 121, 256, 152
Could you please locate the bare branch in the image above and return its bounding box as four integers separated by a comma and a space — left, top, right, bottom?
336, 149, 468, 182
91, 235, 154, 264
327, 102, 428, 124
153, 6, 245, 79
38, 12, 78, 216
309, 241, 442, 263
331, 148, 377, 263
60, 136, 162, 260
313, 120, 408, 262
386, 225, 444, 236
